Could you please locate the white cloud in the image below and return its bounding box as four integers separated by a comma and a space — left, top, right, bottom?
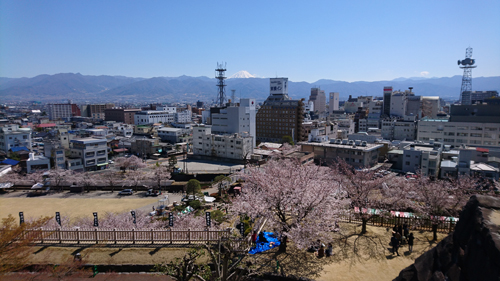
420, 71, 429, 77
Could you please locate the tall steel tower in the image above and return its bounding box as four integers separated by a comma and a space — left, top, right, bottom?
458, 47, 476, 105
215, 63, 227, 107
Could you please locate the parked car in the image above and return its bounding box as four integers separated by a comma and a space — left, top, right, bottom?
146, 189, 161, 196
118, 189, 133, 195
108, 160, 114, 164
181, 194, 200, 202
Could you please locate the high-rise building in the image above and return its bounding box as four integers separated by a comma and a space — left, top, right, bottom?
256, 78, 305, 143
309, 88, 326, 113
329, 92, 339, 114
383, 86, 393, 116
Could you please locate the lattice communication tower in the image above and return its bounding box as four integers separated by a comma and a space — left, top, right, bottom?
458, 47, 476, 104
215, 63, 227, 107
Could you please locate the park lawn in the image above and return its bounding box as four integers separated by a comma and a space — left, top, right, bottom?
0, 198, 158, 221
317, 223, 448, 281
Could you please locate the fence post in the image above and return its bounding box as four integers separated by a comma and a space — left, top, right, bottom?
77, 228, 80, 244
95, 228, 98, 244
132, 229, 136, 245
188, 228, 191, 244
381, 216, 384, 227
449, 218, 453, 233
206, 229, 209, 244
114, 228, 117, 245
170, 229, 172, 245
40, 228, 44, 244
58, 228, 62, 244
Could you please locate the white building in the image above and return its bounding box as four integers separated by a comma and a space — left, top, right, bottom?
402, 141, 443, 178
156, 106, 177, 113
421, 97, 440, 119
175, 110, 192, 124
0, 124, 32, 153
329, 92, 339, 114
192, 125, 253, 160
390, 92, 408, 117
157, 127, 192, 144
70, 138, 109, 171
26, 153, 51, 174
210, 98, 256, 147
381, 116, 418, 141
417, 118, 500, 147
135, 111, 175, 125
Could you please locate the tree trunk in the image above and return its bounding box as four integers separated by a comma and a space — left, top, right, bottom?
278, 235, 287, 253
361, 218, 368, 234
432, 224, 438, 241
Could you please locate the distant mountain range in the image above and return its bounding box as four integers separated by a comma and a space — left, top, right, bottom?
1, 73, 499, 103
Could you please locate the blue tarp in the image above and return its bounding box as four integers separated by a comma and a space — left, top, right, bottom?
10, 147, 29, 152
248, 232, 281, 255
1, 159, 20, 165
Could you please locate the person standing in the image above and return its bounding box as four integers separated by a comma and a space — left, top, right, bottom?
325, 243, 333, 257
391, 235, 400, 256
408, 233, 414, 253
251, 231, 257, 246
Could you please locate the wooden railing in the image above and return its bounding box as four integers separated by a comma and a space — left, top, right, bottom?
24, 228, 231, 245
338, 213, 457, 233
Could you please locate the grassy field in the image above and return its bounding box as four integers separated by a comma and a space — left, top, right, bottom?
0, 198, 158, 220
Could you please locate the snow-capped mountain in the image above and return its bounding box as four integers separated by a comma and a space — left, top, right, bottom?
228, 70, 256, 79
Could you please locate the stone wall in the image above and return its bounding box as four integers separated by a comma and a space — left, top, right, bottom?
394, 195, 500, 281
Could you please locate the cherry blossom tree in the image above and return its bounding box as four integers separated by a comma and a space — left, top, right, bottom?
408, 175, 472, 240
115, 155, 146, 173
71, 172, 97, 193
330, 159, 412, 234
231, 159, 347, 251
149, 165, 171, 192
48, 168, 73, 192
124, 169, 146, 192
26, 171, 45, 186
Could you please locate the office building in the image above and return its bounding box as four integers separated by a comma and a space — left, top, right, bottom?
69, 138, 108, 171
192, 125, 253, 160
89, 103, 115, 119
105, 108, 141, 124
309, 88, 326, 113
329, 92, 339, 114
210, 98, 256, 147
256, 78, 305, 143
383, 86, 393, 116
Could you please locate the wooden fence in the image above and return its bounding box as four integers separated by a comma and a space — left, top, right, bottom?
338, 213, 457, 234
24, 228, 231, 245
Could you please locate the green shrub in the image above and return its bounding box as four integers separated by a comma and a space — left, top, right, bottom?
211, 210, 225, 223
189, 200, 202, 209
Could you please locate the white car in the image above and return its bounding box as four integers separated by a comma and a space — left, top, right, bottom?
108, 160, 114, 164
118, 189, 133, 195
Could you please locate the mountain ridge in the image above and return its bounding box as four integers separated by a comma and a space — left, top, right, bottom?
1, 73, 499, 103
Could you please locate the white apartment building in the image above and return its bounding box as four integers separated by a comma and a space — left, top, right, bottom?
0, 124, 32, 153
175, 110, 192, 124
135, 111, 175, 125
390, 92, 408, 117
70, 138, 109, 171
48, 103, 80, 120
417, 118, 500, 148
157, 127, 192, 144
156, 106, 177, 113
381, 116, 417, 141
26, 153, 51, 174
344, 101, 363, 114
192, 125, 253, 160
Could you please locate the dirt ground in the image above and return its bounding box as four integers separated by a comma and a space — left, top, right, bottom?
0, 198, 158, 220
19, 223, 447, 281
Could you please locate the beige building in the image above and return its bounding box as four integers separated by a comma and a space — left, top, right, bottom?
299, 140, 383, 168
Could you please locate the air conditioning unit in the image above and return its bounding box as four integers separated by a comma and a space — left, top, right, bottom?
361, 141, 367, 147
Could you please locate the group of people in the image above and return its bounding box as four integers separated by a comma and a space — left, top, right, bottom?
310, 240, 333, 258
390, 224, 414, 256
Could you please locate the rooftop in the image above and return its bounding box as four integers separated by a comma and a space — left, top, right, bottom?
298, 141, 383, 152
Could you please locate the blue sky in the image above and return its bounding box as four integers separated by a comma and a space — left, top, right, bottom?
1, 0, 499, 82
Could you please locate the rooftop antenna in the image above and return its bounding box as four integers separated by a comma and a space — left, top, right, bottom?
215, 62, 227, 107
458, 47, 476, 105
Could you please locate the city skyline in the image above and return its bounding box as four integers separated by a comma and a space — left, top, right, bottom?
1, 0, 499, 83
